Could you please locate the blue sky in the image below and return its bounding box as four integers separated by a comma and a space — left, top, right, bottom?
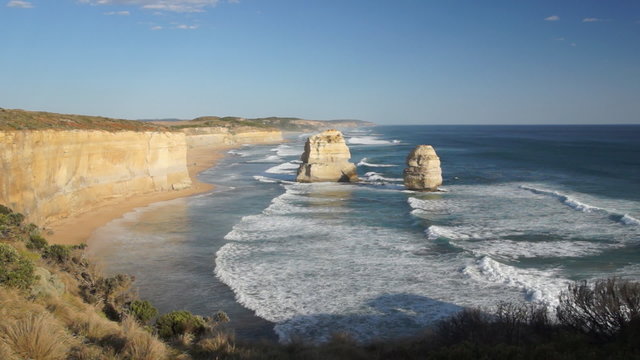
1, 0, 638, 124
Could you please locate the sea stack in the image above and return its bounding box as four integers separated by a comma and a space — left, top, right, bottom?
295, 129, 359, 183
403, 145, 442, 191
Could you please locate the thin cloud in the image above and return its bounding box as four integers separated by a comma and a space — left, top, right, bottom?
544, 15, 560, 21
151, 25, 163, 30
554, 37, 565, 41
582, 18, 609, 23
80, 0, 223, 13
570, 42, 577, 47
104, 10, 130, 15
6, 0, 34, 8
176, 24, 198, 29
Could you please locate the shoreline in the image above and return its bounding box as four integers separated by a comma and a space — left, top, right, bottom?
47, 145, 233, 245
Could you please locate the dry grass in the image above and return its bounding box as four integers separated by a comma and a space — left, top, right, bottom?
121, 316, 169, 360
0, 312, 72, 360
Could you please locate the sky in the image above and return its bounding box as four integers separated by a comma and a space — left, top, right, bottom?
1, 0, 639, 125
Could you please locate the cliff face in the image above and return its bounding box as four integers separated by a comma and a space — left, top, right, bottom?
296, 129, 358, 183
0, 130, 191, 226
180, 127, 283, 148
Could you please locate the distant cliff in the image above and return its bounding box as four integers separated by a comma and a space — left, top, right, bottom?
0, 109, 283, 227
149, 116, 376, 132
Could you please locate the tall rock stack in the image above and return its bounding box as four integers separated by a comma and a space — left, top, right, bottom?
403, 145, 442, 191
296, 129, 359, 183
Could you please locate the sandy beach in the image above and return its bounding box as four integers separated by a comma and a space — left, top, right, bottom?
48, 145, 233, 245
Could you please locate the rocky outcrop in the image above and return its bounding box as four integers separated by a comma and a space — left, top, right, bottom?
403, 145, 442, 191
180, 127, 283, 148
296, 130, 358, 183
0, 130, 191, 225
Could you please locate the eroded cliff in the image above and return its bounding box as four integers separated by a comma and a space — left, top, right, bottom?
0, 130, 191, 226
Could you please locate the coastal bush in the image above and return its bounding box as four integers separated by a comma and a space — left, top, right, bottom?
0, 243, 36, 289
43, 244, 71, 263
27, 233, 48, 251
557, 278, 640, 338
129, 299, 158, 324
156, 310, 207, 340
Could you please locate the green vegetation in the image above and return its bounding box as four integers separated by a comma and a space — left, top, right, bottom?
129, 300, 159, 324
0, 243, 35, 289
0, 108, 167, 131
156, 310, 208, 340
1, 203, 639, 359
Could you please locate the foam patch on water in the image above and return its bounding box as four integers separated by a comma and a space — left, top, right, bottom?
247, 155, 283, 163
362, 171, 403, 183
427, 226, 613, 259
357, 157, 398, 167
253, 175, 279, 183
620, 214, 640, 226
266, 162, 300, 175
272, 144, 302, 157
347, 136, 396, 145
521, 185, 640, 226
463, 256, 569, 307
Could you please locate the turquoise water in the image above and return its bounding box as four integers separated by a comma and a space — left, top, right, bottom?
88, 125, 640, 343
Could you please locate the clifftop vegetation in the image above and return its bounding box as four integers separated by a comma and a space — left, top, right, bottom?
1, 203, 640, 359
150, 116, 375, 132
0, 108, 374, 133
0, 108, 165, 132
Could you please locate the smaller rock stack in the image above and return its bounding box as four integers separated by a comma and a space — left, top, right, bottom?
296, 129, 359, 183
403, 145, 442, 191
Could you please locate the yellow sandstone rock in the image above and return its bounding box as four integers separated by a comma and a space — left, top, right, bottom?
296, 130, 358, 183
403, 145, 442, 191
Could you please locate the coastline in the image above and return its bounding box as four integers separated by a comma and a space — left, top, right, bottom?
47, 145, 233, 245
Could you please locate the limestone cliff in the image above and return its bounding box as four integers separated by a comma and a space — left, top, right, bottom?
0, 130, 191, 226
403, 145, 443, 191
296, 130, 358, 183
180, 126, 283, 148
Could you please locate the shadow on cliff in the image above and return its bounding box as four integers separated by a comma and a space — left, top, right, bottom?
273, 293, 463, 344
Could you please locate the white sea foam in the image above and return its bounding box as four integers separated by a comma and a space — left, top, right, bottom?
247, 155, 283, 163
272, 144, 302, 157
266, 162, 300, 175
347, 136, 394, 145
463, 256, 568, 307
621, 214, 640, 226
357, 157, 398, 167
362, 171, 403, 183
520, 185, 600, 213
427, 224, 613, 259
520, 185, 640, 226
253, 175, 279, 183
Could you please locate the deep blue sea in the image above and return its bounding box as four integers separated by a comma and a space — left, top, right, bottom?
88, 125, 640, 343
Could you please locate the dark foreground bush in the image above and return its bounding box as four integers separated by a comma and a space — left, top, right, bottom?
557, 277, 640, 338
0, 243, 36, 289
156, 310, 207, 340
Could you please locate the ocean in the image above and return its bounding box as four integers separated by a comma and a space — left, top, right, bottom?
87, 125, 640, 343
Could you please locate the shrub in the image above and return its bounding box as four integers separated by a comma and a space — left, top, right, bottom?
43, 245, 71, 263
0, 205, 12, 215
0, 243, 36, 289
557, 278, 640, 338
27, 234, 48, 251
129, 300, 158, 324
156, 310, 207, 340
